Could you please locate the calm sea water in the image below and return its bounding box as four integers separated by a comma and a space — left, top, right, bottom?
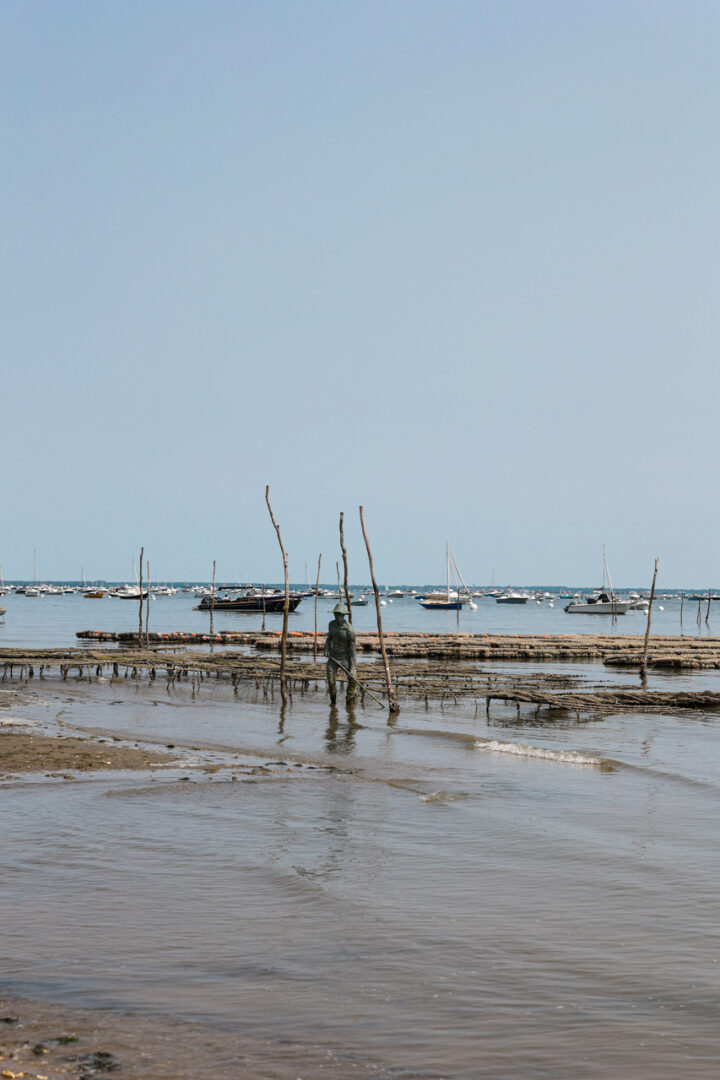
2, 654, 720, 1077
0, 588, 716, 649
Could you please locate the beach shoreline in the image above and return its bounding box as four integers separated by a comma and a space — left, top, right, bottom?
0, 990, 375, 1080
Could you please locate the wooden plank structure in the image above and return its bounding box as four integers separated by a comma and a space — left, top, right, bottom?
74, 629, 720, 669
3, 637, 720, 719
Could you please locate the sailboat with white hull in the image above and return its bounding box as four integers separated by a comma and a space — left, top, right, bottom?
420, 540, 476, 610
564, 548, 630, 614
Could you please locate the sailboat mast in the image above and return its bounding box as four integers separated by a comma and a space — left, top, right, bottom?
446, 537, 450, 600
603, 547, 615, 599
449, 546, 473, 603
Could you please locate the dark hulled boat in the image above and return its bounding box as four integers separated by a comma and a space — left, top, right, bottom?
195, 590, 302, 613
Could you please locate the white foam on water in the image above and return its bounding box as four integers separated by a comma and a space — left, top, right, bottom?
475, 738, 604, 767
0, 715, 34, 726
419, 789, 468, 803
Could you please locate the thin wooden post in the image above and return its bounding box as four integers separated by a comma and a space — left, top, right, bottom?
640, 558, 659, 682
339, 511, 352, 623
261, 584, 267, 632
210, 560, 216, 637
359, 505, 398, 715
265, 485, 289, 707
314, 553, 322, 661
706, 588, 712, 625
680, 590, 684, 628
138, 546, 144, 643
145, 560, 150, 648
336, 561, 341, 599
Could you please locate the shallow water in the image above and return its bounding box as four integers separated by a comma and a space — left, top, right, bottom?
0, 588, 713, 649
2, 671, 720, 1077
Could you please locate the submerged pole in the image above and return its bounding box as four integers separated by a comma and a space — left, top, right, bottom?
313, 553, 322, 661
145, 560, 150, 647
265, 485, 290, 707
359, 505, 399, 715
138, 546, 144, 643
640, 558, 659, 683
210, 559, 216, 637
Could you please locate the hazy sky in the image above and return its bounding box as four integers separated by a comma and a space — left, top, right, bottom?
3, 1, 719, 586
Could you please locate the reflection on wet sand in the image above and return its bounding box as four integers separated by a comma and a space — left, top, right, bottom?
325, 702, 359, 754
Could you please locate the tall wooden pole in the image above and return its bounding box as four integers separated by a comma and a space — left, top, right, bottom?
314, 553, 322, 661
359, 505, 398, 715
145, 560, 150, 647
265, 485, 290, 706
706, 588, 712, 625
640, 558, 659, 682
339, 511, 352, 623
138, 546, 144, 643
210, 559, 216, 637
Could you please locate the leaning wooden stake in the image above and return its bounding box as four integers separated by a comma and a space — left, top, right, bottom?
313, 553, 322, 661
640, 558, 659, 681
359, 505, 398, 714
145, 560, 150, 647
210, 559, 216, 637
339, 511, 352, 623
138, 546, 144, 643
706, 588, 712, 625
265, 485, 290, 706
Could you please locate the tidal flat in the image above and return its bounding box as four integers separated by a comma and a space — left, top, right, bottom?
2, 657, 720, 1079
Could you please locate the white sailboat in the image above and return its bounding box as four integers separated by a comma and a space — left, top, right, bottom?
564, 547, 630, 615
420, 540, 477, 610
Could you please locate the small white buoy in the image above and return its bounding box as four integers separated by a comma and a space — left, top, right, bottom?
469, 602, 478, 610
380, 599, 386, 606
659, 605, 664, 611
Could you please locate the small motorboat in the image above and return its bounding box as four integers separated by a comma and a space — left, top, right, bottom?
110, 585, 149, 599
495, 592, 529, 604
564, 592, 630, 615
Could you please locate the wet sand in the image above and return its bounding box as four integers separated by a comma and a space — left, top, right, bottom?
0, 733, 177, 776
0, 992, 371, 1079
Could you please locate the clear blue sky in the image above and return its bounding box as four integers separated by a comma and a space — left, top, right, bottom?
3, 1, 719, 586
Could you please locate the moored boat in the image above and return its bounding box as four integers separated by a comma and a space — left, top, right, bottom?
564, 548, 628, 615
564, 593, 630, 614
419, 540, 475, 611
195, 590, 302, 613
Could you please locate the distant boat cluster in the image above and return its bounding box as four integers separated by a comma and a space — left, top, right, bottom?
0, 579, 686, 617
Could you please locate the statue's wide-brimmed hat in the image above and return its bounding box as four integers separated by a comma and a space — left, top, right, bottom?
333, 602, 348, 615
